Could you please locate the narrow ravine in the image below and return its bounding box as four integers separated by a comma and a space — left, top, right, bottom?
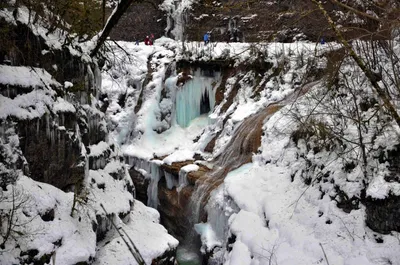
105, 41, 333, 264
169, 78, 319, 262
174, 104, 282, 264
190, 104, 283, 222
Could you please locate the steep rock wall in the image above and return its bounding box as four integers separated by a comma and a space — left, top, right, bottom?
110, 0, 392, 43
0, 7, 178, 265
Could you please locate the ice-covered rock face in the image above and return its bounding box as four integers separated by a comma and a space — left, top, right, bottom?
0, 9, 179, 265
169, 68, 220, 128
103, 37, 400, 265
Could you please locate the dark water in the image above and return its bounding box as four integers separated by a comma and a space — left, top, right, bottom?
176, 246, 202, 265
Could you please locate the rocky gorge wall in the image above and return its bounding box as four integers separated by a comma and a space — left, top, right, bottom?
0, 7, 178, 265
111, 0, 393, 43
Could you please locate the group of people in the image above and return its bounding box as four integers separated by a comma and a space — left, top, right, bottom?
136, 34, 155, 45
204, 30, 243, 44
136, 32, 327, 46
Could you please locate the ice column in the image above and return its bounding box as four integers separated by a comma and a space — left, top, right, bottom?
175, 70, 219, 127
147, 163, 161, 208
126, 157, 163, 209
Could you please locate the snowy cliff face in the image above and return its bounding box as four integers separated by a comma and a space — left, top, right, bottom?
0, 6, 178, 265
103, 37, 400, 265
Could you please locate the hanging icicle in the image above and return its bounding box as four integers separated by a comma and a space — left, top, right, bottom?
175, 69, 219, 127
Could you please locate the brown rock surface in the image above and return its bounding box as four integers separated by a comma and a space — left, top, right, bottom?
110, 0, 389, 43
186, 0, 386, 42
129, 167, 150, 204
109, 1, 167, 41
161, 160, 194, 176
158, 184, 194, 239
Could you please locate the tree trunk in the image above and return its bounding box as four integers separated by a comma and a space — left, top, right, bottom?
90, 0, 135, 58
102, 0, 106, 27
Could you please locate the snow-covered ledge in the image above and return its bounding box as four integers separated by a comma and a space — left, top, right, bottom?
95, 201, 179, 265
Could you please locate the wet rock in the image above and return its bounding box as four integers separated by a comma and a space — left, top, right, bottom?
204, 136, 217, 153
109, 1, 166, 42
151, 246, 177, 265
158, 185, 193, 240
161, 160, 194, 177
40, 208, 55, 222
176, 70, 192, 86
365, 194, 400, 234
17, 116, 84, 191
95, 214, 113, 242
186, 166, 210, 185
129, 167, 149, 204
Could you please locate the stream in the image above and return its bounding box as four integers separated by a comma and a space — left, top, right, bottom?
176, 246, 202, 265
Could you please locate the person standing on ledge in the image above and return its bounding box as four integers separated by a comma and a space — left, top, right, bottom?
204, 32, 210, 45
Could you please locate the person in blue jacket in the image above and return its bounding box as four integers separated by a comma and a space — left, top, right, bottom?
204, 32, 210, 45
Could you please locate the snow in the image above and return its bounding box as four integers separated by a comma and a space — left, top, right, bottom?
95, 201, 179, 265
64, 81, 74, 88
163, 150, 195, 165
0, 65, 60, 88
0, 89, 55, 119
367, 173, 400, 199
89, 141, 110, 157
212, 161, 400, 265
0, 138, 177, 265
104, 39, 332, 165
0, 175, 97, 265
53, 97, 76, 113
0, 6, 87, 56
181, 164, 199, 172
227, 241, 251, 265
194, 222, 221, 252
102, 36, 400, 265
2, 32, 395, 264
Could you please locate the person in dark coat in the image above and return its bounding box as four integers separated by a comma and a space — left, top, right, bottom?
149, 34, 155, 45
145, 36, 150, 45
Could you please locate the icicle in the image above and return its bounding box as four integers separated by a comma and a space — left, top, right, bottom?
178, 170, 188, 188
36, 119, 40, 136
165, 172, 178, 189
93, 63, 102, 99
160, 0, 187, 40
0, 123, 5, 139
147, 163, 161, 208
101, 157, 106, 169
80, 92, 87, 105
84, 146, 89, 183
87, 65, 95, 91
175, 69, 219, 127
45, 114, 50, 140
50, 125, 54, 146
126, 157, 163, 208
96, 158, 101, 170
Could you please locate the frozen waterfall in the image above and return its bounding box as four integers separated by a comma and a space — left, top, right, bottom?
175, 69, 220, 127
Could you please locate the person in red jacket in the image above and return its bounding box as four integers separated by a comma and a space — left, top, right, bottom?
144, 36, 150, 45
